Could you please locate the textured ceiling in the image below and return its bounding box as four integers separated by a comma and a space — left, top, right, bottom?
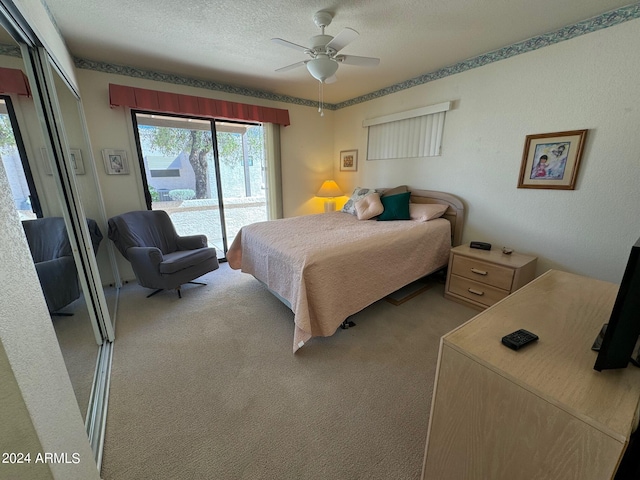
42, 0, 636, 105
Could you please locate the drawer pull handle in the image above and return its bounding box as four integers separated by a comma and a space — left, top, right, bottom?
468, 288, 485, 296
470, 268, 488, 276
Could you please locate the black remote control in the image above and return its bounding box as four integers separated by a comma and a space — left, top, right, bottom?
501, 329, 539, 350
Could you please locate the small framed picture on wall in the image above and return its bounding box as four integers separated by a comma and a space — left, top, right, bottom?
102, 149, 130, 175
340, 150, 358, 172
69, 149, 85, 175
40, 147, 85, 175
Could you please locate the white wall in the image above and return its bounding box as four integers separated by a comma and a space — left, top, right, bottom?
0, 342, 52, 480
333, 19, 640, 283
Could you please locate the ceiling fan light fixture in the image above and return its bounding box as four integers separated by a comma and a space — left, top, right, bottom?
306, 56, 339, 83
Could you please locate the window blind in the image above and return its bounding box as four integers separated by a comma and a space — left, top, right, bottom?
364, 102, 450, 160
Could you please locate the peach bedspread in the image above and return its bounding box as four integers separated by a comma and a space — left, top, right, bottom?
227, 212, 451, 352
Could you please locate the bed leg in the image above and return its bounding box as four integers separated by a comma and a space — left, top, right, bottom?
340, 320, 356, 329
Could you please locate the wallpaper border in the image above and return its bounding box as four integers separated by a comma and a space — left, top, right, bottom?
335, 3, 640, 109
26, 3, 640, 110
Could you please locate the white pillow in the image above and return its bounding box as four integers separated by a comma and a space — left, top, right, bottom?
341, 187, 376, 215
355, 193, 384, 220
409, 203, 448, 222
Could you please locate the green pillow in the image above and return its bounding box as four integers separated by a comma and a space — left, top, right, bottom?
377, 191, 411, 221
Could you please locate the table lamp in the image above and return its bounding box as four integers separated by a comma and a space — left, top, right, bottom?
316, 180, 343, 213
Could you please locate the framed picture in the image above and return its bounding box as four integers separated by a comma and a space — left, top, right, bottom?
518, 130, 587, 190
340, 149, 358, 172
102, 149, 129, 175
40, 147, 85, 175
68, 149, 85, 175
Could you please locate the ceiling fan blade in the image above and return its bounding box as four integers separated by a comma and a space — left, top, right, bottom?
325, 74, 337, 84
275, 60, 308, 72
335, 54, 380, 67
325, 27, 359, 52
271, 38, 309, 53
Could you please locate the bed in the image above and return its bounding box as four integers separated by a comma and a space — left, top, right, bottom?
227, 189, 465, 352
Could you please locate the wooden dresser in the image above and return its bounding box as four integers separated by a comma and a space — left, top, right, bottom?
422, 270, 640, 480
445, 244, 537, 309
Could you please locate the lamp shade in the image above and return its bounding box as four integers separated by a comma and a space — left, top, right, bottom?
306, 56, 339, 83
316, 180, 343, 198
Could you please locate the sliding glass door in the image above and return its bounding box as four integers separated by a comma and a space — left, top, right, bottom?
133, 112, 268, 259
0, 95, 42, 219
216, 120, 267, 246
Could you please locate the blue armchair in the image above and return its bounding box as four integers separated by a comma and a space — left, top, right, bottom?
107, 210, 219, 298
22, 217, 103, 315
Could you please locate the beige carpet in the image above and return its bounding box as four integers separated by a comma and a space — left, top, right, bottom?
101, 263, 476, 480
53, 286, 118, 421
53, 295, 100, 421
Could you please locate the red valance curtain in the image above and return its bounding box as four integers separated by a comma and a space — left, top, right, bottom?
0, 67, 31, 96
109, 84, 290, 126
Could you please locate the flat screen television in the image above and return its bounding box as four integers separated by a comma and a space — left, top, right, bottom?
593, 235, 640, 371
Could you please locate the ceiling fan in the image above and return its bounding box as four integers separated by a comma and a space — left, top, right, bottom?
272, 11, 380, 84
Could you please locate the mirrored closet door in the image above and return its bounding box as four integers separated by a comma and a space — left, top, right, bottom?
47, 51, 119, 333
1, 10, 115, 465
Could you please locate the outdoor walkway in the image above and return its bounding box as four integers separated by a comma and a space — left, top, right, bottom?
157, 197, 267, 257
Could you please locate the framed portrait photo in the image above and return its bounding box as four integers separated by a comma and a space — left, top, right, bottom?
340, 149, 358, 172
518, 130, 587, 190
102, 149, 129, 175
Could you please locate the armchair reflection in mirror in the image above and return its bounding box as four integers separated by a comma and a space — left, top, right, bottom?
108, 210, 219, 298
22, 217, 103, 315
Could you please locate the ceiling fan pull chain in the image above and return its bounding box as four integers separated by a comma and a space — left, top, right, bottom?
318, 81, 324, 117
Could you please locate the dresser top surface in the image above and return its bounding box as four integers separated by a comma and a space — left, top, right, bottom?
445, 269, 640, 439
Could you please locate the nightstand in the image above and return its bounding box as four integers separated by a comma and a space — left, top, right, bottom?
444, 244, 537, 309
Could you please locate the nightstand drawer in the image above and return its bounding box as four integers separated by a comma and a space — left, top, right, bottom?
448, 275, 510, 307
451, 256, 514, 290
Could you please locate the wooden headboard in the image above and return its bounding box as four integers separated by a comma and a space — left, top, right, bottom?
378, 188, 465, 246
410, 189, 465, 246
411, 189, 465, 246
